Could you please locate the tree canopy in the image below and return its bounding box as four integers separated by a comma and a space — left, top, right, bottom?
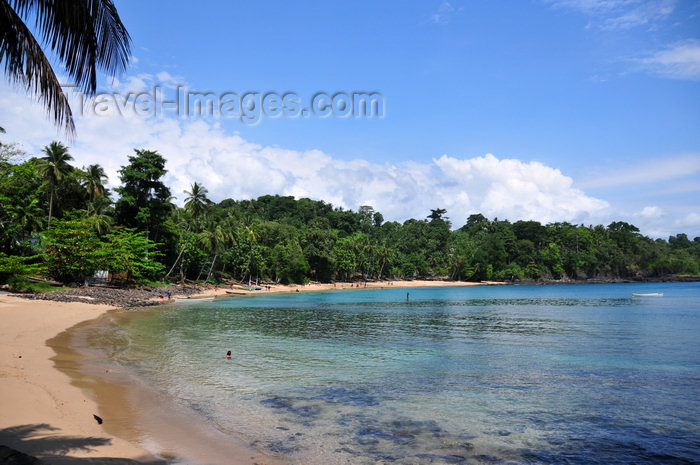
0, 142, 698, 287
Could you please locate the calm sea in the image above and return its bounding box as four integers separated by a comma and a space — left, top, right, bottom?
87, 283, 700, 464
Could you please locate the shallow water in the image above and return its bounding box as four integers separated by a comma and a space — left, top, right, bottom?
84, 283, 700, 464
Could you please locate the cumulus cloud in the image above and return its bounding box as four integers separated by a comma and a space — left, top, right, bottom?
434, 154, 609, 223
628, 206, 700, 238
0, 79, 611, 230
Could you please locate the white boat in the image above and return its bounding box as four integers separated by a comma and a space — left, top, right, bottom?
632, 293, 663, 297
174, 296, 215, 302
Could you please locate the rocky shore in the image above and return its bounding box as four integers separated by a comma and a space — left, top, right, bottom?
19, 284, 205, 308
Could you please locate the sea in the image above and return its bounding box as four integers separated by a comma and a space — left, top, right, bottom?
75, 282, 700, 464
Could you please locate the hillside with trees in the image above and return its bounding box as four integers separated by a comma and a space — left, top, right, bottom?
1, 141, 699, 290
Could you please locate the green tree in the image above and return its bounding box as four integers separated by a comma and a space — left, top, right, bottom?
0, 0, 131, 135
0, 158, 43, 253
81, 194, 113, 235
43, 217, 102, 283
333, 236, 357, 280
184, 181, 212, 225
103, 227, 164, 281
37, 141, 74, 224
271, 239, 309, 283
238, 222, 260, 284
82, 163, 107, 203
200, 220, 234, 281
302, 223, 337, 282
114, 149, 173, 243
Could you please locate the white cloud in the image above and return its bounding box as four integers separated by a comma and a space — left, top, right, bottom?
0, 80, 611, 230
434, 154, 609, 223
548, 0, 677, 29
639, 39, 700, 81
580, 153, 700, 189
430, 1, 459, 25
628, 206, 700, 238
639, 205, 662, 218
678, 212, 700, 231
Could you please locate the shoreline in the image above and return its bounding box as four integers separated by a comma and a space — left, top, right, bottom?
183, 279, 493, 300
2, 278, 688, 463
16, 279, 495, 308
49, 315, 285, 465
0, 280, 486, 464
0, 293, 163, 464
18, 274, 699, 308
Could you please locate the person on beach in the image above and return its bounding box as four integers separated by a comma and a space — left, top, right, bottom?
226, 350, 232, 359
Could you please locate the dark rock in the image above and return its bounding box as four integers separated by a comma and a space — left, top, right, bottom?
17, 285, 204, 308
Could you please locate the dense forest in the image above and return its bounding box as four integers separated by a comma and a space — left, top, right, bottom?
1, 141, 699, 290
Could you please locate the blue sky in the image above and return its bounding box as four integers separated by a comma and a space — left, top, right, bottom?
1, 0, 699, 237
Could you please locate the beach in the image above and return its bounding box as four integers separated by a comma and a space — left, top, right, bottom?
0, 293, 162, 464
0, 280, 488, 464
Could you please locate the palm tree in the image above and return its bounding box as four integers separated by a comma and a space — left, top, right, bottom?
165, 184, 212, 281
83, 164, 107, 202
184, 181, 211, 224
199, 220, 235, 282
0, 0, 131, 136
37, 141, 73, 224
82, 196, 112, 235
11, 197, 43, 231
238, 222, 259, 285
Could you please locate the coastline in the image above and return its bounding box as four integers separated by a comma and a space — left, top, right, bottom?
20, 279, 496, 308
2, 279, 693, 463
182, 279, 493, 300
0, 280, 486, 464
0, 293, 162, 464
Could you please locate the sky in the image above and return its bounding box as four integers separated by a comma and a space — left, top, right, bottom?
1, 0, 699, 237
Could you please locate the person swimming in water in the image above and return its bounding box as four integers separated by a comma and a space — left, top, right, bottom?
226, 350, 232, 359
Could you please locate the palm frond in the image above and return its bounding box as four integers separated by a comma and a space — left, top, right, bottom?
1, 0, 131, 136
0, 0, 75, 134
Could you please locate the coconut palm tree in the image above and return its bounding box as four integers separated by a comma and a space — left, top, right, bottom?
199, 220, 235, 282
238, 222, 259, 285
165, 183, 212, 281
0, 0, 131, 136
82, 163, 107, 202
82, 195, 112, 235
37, 141, 73, 224
184, 181, 211, 224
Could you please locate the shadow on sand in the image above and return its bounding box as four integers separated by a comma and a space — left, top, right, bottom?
0, 424, 166, 465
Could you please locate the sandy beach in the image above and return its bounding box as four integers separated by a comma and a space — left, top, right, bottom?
185, 278, 491, 300
0, 293, 162, 464
0, 280, 489, 464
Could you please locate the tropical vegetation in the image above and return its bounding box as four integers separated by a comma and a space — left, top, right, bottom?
1, 140, 698, 290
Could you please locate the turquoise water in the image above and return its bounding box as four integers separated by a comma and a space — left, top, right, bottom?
101, 283, 700, 464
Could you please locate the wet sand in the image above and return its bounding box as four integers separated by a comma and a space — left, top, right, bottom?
1, 280, 491, 464
0, 294, 162, 464
0, 293, 282, 464
50, 313, 285, 465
